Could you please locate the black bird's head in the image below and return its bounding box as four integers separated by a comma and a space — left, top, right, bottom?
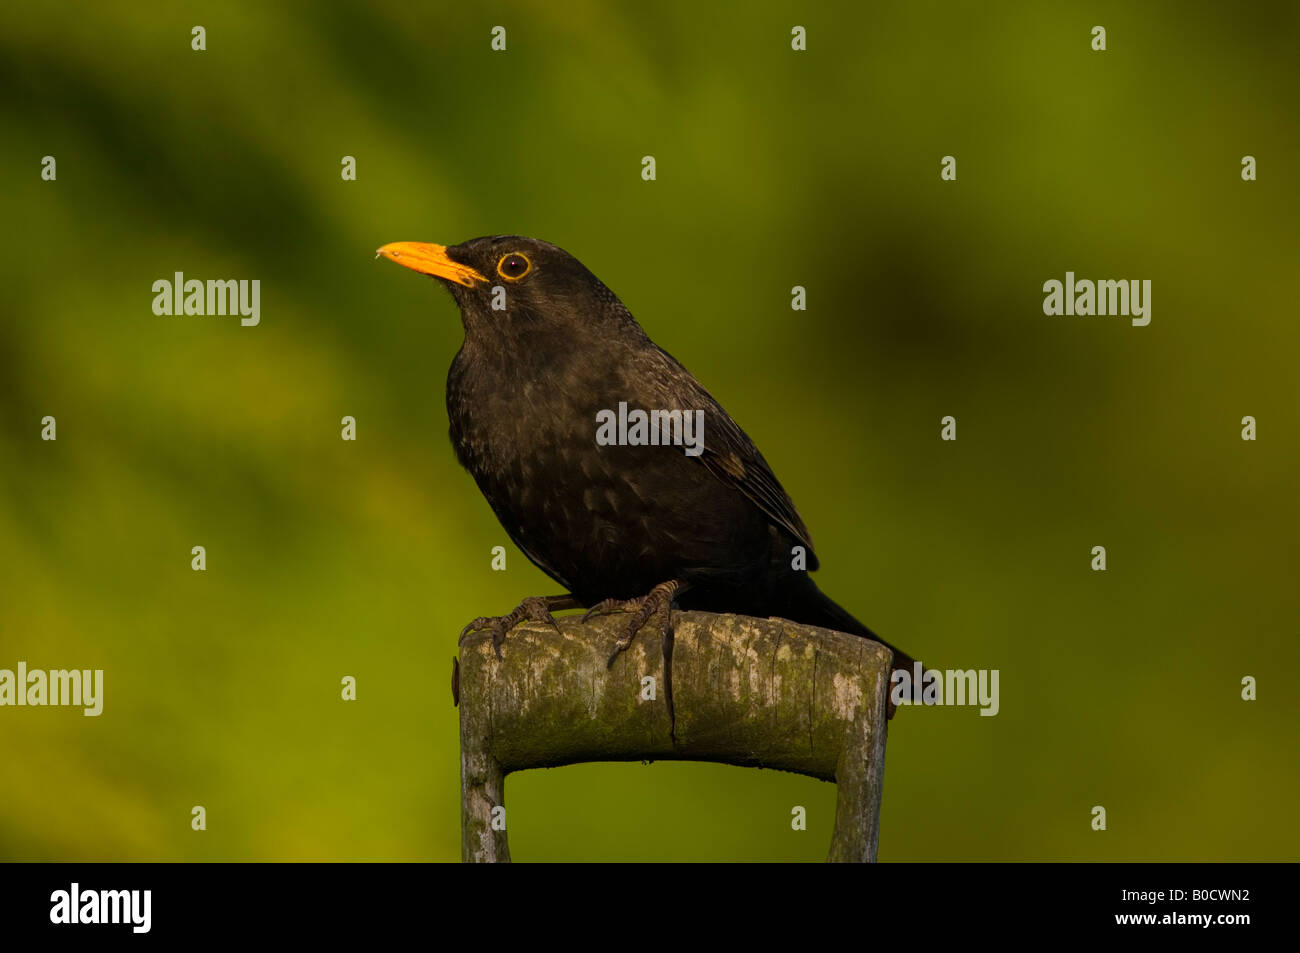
376, 235, 637, 349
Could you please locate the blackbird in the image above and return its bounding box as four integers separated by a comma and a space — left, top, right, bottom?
377, 236, 919, 710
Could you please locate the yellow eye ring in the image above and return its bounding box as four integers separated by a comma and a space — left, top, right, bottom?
496, 252, 532, 281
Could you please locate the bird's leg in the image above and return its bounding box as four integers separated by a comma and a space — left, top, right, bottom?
459, 594, 583, 660
582, 579, 691, 669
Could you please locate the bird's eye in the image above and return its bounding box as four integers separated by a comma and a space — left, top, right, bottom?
497, 253, 531, 281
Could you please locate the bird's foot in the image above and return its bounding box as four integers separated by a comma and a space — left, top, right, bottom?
582, 579, 690, 669
459, 594, 582, 660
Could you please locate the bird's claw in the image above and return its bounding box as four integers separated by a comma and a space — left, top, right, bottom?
580, 597, 635, 624
459, 596, 563, 659
582, 580, 687, 669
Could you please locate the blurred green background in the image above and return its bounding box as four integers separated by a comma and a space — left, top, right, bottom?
1, 1, 1296, 861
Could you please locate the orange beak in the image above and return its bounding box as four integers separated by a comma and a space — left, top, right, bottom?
375, 242, 488, 287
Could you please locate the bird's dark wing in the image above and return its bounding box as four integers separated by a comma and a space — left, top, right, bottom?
635, 344, 820, 570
